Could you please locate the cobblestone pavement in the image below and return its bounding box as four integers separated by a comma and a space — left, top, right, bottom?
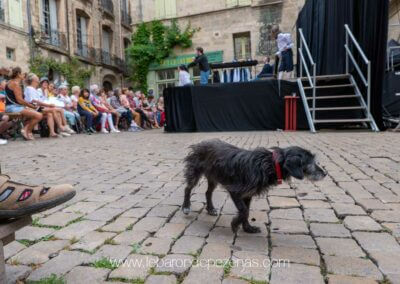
2, 130, 400, 284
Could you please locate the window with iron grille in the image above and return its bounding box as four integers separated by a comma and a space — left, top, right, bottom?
6, 47, 15, 61
0, 0, 4, 22
233, 32, 251, 60
42, 0, 51, 35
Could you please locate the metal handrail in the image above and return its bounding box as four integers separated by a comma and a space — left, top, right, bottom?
344, 24, 371, 114
387, 46, 400, 71
298, 28, 316, 121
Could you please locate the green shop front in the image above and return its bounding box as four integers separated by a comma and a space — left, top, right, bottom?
147, 51, 223, 98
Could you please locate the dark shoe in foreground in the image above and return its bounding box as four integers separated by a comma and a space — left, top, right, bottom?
0, 175, 75, 220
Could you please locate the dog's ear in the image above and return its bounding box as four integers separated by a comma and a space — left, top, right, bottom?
283, 155, 304, 180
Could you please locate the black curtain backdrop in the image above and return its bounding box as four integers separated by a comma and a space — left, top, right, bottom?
297, 0, 389, 129
164, 81, 307, 132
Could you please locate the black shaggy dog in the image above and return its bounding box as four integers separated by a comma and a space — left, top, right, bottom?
182, 139, 326, 234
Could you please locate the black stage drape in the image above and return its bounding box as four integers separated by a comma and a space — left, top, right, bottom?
164, 80, 307, 132
297, 0, 389, 129
383, 72, 400, 117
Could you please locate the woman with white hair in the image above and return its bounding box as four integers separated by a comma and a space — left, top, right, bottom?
57, 84, 80, 130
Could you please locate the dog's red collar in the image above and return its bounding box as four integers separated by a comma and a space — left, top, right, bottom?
273, 151, 283, 185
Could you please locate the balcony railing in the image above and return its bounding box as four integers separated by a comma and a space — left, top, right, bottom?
75, 44, 100, 63
40, 25, 68, 51
121, 11, 132, 27
100, 0, 114, 16
99, 49, 128, 73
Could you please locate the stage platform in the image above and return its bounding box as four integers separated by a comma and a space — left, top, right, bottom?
164, 80, 308, 132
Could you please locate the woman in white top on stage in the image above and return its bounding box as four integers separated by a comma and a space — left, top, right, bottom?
178, 65, 193, 86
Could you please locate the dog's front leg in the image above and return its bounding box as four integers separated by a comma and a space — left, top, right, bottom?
227, 192, 254, 233
241, 197, 261, 233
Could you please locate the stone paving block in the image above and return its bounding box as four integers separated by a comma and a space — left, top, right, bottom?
368, 252, 400, 276
171, 236, 205, 254
343, 216, 382, 232
236, 222, 268, 237
251, 198, 270, 211
270, 263, 324, 284
182, 266, 223, 284
198, 242, 231, 260
304, 208, 339, 223
248, 210, 269, 223
269, 197, 300, 209
270, 219, 309, 234
38, 212, 83, 227
155, 223, 186, 239
353, 232, 400, 254
147, 205, 179, 218
85, 207, 125, 222
316, 238, 365, 257
54, 220, 105, 240
382, 223, 400, 239
331, 203, 367, 217
216, 215, 234, 227
300, 200, 331, 208
357, 199, 390, 212
63, 201, 105, 214
269, 208, 303, 220
146, 274, 177, 284
15, 226, 55, 242
65, 266, 110, 283
139, 198, 162, 208
271, 233, 317, 249
327, 275, 379, 284
27, 250, 91, 281
310, 223, 351, 238
234, 236, 268, 253
206, 227, 234, 244
109, 254, 159, 281
371, 210, 400, 222
155, 254, 194, 274
5, 264, 32, 284
184, 220, 212, 237
141, 237, 173, 255
169, 210, 198, 225
268, 189, 296, 197
230, 251, 270, 282
327, 194, 355, 204
4, 241, 26, 260
131, 217, 167, 233
222, 278, 248, 284
89, 244, 132, 263
121, 207, 150, 218
324, 256, 383, 280
10, 240, 69, 265
85, 193, 122, 203
101, 217, 138, 232
113, 230, 149, 245
70, 231, 116, 251
271, 246, 320, 266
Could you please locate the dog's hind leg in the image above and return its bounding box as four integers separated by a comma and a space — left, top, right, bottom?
241, 197, 261, 233
182, 167, 201, 215
206, 179, 218, 216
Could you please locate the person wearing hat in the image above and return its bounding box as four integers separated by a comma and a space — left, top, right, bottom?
272, 25, 294, 80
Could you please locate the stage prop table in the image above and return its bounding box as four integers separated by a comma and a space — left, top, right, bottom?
164, 80, 307, 132
0, 216, 32, 283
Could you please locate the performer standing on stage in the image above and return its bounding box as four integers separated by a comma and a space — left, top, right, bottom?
272, 25, 294, 80
188, 47, 210, 85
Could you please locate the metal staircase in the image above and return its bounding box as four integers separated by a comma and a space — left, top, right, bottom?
297, 24, 379, 133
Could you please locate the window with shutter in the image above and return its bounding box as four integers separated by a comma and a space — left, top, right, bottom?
164, 0, 176, 18
226, 0, 239, 8
238, 0, 251, 6
155, 0, 165, 19
8, 0, 23, 28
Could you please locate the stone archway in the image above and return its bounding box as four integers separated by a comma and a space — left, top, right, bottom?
103, 74, 117, 91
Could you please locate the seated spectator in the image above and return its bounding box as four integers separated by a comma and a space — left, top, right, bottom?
120, 89, 143, 131
37, 77, 73, 134
89, 84, 119, 134
142, 94, 160, 128
0, 86, 12, 144
5, 67, 43, 141
108, 89, 133, 130
57, 84, 81, 130
99, 88, 121, 131
132, 91, 152, 129
255, 57, 274, 80
156, 96, 165, 127
25, 74, 74, 137
78, 88, 98, 134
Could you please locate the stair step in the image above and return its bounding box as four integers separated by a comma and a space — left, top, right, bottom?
299, 74, 350, 81
306, 95, 359, 100
304, 84, 354, 90
309, 106, 366, 111
314, 119, 371, 124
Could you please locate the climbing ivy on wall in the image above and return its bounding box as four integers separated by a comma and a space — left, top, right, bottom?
127, 20, 199, 93
29, 56, 93, 88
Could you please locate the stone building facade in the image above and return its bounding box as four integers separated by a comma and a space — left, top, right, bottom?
389, 0, 400, 41
131, 0, 305, 97
0, 0, 133, 89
